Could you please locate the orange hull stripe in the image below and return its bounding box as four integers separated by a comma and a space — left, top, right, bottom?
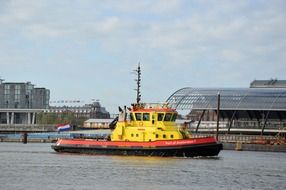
57, 137, 217, 147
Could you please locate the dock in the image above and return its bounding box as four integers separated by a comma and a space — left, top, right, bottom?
192, 133, 286, 152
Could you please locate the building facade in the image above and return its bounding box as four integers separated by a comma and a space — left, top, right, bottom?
166, 86, 286, 135
0, 80, 50, 124
0, 81, 50, 109
47, 101, 110, 119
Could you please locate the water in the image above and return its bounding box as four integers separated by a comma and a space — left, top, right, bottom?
0, 143, 285, 190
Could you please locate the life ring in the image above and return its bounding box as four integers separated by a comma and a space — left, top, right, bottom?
139, 122, 143, 126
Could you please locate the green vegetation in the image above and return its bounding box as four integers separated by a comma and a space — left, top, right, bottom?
36, 112, 87, 128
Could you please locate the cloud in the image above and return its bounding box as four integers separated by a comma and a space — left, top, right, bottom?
26, 24, 73, 38
105, 0, 182, 15
0, 0, 43, 23
1, 0, 286, 112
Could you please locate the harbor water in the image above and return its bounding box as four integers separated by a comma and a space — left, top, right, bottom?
0, 143, 285, 190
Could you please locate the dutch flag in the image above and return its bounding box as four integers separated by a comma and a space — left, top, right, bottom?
56, 124, 71, 132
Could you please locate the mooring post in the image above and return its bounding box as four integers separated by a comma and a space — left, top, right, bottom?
22, 133, 28, 144
216, 93, 220, 141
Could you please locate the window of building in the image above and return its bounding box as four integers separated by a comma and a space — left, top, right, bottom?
15, 87, 20, 102
4, 85, 10, 102
163, 134, 166, 138
136, 134, 139, 137
4, 94, 9, 102
156, 134, 159, 138
4, 84, 10, 91
170, 134, 174, 138
157, 113, 164, 121
143, 113, 150, 121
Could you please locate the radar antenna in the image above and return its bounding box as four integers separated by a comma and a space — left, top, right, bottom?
134, 63, 141, 104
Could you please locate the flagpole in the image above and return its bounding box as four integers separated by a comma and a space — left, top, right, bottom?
216, 93, 220, 141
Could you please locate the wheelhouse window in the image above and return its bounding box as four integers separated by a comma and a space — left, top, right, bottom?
135, 113, 142, 121
157, 113, 164, 121
130, 113, 134, 121
171, 113, 177, 121
143, 113, 150, 121
164, 113, 172, 121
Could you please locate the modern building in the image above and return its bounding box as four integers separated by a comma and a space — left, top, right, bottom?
0, 81, 50, 109
0, 80, 49, 125
32, 88, 50, 109
166, 86, 286, 135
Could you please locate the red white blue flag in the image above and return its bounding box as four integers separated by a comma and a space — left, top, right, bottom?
56, 124, 71, 132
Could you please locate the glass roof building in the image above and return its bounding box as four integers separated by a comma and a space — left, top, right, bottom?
166, 87, 286, 134
167, 87, 286, 111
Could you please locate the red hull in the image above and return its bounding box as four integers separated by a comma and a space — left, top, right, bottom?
52, 136, 223, 157
55, 137, 218, 148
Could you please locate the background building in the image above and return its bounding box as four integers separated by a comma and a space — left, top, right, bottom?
32, 88, 50, 109
47, 101, 110, 119
0, 81, 49, 109
250, 79, 286, 88
166, 81, 286, 135
42, 101, 110, 129
0, 80, 49, 125
42, 101, 111, 129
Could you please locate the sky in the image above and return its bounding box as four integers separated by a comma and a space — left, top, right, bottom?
0, 0, 285, 113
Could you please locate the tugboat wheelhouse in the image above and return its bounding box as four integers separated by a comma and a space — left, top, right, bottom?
111, 103, 187, 142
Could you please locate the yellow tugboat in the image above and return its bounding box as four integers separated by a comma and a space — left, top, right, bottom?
52, 65, 223, 157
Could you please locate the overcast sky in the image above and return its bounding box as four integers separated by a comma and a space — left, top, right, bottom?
1, 0, 285, 113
